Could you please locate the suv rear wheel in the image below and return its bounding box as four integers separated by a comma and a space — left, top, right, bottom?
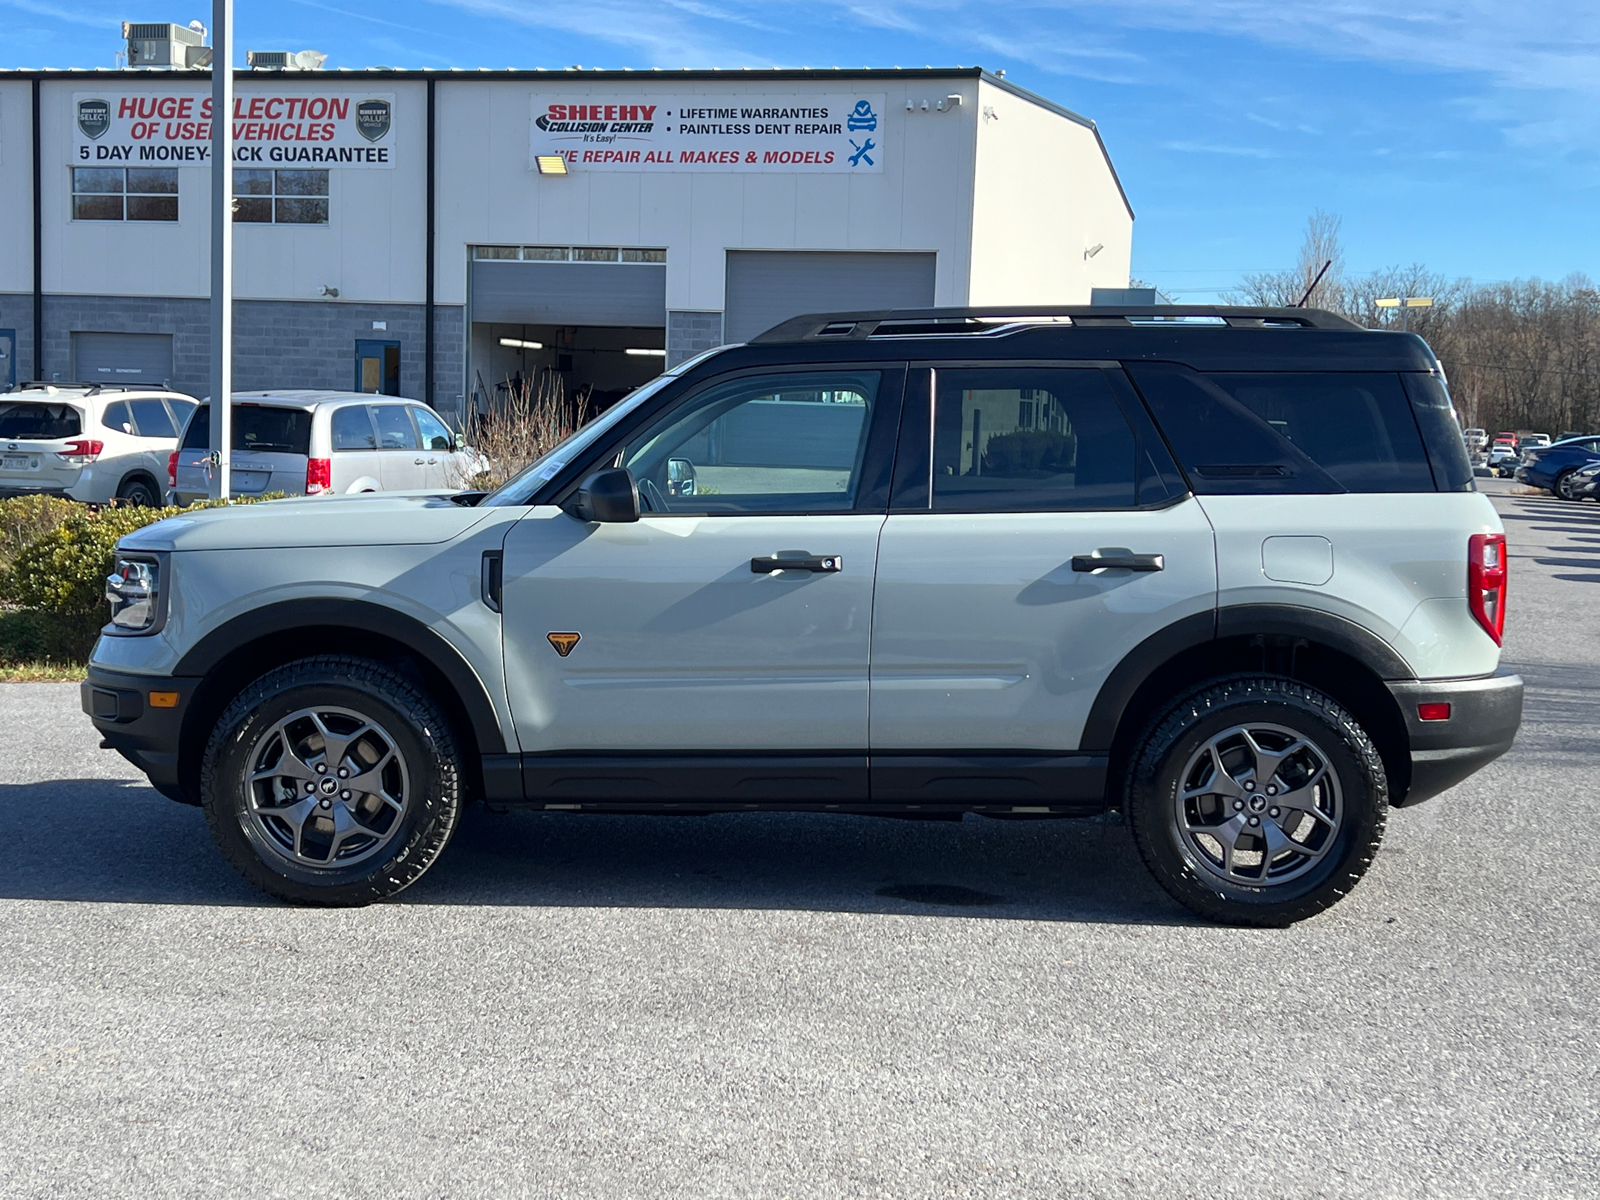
1126, 677, 1387, 926
1554, 468, 1583, 501
201, 655, 463, 906
116, 476, 160, 507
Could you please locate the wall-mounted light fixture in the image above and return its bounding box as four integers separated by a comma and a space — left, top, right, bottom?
1084, 243, 1104, 260
319, 284, 339, 297
624, 348, 666, 357
498, 337, 544, 350
534, 155, 569, 176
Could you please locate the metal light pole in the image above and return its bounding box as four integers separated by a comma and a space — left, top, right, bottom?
207, 0, 233, 499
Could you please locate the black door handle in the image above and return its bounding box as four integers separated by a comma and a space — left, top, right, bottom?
1071, 553, 1164, 572
751, 554, 843, 574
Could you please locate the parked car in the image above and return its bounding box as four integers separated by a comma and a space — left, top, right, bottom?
170, 391, 482, 505
1571, 461, 1600, 500
1488, 443, 1520, 475
0, 382, 197, 505
1462, 427, 1488, 453
1517, 434, 1600, 498
85, 305, 1522, 927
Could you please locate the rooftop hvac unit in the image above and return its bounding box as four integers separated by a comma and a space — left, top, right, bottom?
122, 21, 211, 69
247, 49, 328, 70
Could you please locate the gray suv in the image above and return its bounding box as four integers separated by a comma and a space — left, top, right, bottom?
83, 306, 1522, 925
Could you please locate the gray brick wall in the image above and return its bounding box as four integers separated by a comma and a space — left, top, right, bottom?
0, 293, 37, 386
667, 310, 724, 368
21, 293, 468, 421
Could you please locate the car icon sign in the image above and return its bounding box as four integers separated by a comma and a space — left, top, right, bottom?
847, 100, 878, 132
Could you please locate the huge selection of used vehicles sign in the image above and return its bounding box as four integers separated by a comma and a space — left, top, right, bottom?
72, 91, 397, 167
529, 94, 886, 173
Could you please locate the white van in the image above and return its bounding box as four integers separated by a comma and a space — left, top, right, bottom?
170, 391, 481, 504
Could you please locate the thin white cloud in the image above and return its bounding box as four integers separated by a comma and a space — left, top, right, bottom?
0, 0, 118, 27
1161, 140, 1277, 159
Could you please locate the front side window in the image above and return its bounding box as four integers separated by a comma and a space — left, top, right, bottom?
622, 372, 879, 515
929, 368, 1139, 512
413, 407, 453, 451
72, 168, 178, 222
233, 169, 329, 224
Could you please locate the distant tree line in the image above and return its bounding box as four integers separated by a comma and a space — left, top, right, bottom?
1224, 211, 1600, 435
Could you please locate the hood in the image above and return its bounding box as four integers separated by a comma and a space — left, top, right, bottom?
119, 492, 500, 553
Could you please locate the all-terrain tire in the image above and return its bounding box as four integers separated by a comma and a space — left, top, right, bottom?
201, 655, 463, 906
1126, 676, 1388, 927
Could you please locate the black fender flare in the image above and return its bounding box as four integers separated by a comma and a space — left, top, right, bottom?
173, 597, 506, 753
1080, 604, 1414, 752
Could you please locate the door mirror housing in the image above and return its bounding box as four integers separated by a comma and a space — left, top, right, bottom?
569, 467, 640, 523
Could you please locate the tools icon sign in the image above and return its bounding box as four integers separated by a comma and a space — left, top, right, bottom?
849, 137, 875, 167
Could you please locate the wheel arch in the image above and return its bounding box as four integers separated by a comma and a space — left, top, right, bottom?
116, 467, 163, 501
172, 599, 505, 805
1086, 604, 1416, 805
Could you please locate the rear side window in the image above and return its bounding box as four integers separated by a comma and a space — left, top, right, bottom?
1128, 366, 1434, 494
929, 368, 1138, 511
0, 401, 83, 439
102, 401, 135, 433
181, 405, 313, 454
330, 406, 377, 450
1400, 374, 1474, 492
371, 405, 420, 450
129, 399, 178, 438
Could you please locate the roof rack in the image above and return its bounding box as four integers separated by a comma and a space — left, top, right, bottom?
6, 381, 181, 396
750, 305, 1366, 344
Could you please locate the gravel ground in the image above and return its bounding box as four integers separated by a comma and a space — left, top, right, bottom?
1, 478, 1595, 1199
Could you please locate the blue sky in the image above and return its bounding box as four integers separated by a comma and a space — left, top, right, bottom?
8, 0, 1596, 300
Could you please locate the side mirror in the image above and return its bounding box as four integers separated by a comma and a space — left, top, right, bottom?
667, 457, 697, 497
569, 467, 640, 523
450, 431, 464, 451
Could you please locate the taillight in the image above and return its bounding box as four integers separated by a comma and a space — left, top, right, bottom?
167, 451, 179, 487
1468, 533, 1507, 645
305, 457, 332, 494
57, 438, 104, 464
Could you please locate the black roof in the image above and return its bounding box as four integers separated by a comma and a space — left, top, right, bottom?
709, 306, 1439, 374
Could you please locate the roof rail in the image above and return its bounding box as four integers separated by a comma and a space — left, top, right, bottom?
750, 305, 1366, 343
6, 381, 182, 396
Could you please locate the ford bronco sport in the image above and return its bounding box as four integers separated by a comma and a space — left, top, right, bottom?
83, 306, 1523, 925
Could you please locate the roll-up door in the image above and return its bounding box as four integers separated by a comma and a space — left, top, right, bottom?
724, 251, 937, 344
470, 261, 667, 327
71, 332, 175, 386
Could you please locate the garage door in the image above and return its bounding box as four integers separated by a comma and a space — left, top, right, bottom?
471, 261, 667, 327
724, 251, 937, 344
72, 332, 174, 387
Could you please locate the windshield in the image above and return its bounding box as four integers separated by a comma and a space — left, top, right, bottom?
481, 370, 685, 507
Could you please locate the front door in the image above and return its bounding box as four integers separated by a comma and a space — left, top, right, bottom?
355, 339, 400, 395
868, 364, 1217, 804
500, 366, 903, 805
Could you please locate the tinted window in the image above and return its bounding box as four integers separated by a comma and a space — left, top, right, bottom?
180, 405, 313, 454
0, 402, 82, 439
102, 401, 135, 434
331, 405, 377, 451
371, 405, 419, 451
1129, 366, 1433, 494
413, 407, 453, 452
129, 399, 177, 438
623, 372, 878, 514
930, 368, 1138, 511
1399, 374, 1473, 492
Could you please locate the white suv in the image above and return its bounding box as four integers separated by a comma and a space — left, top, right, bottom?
83, 307, 1523, 926
170, 390, 480, 504
1, 382, 197, 506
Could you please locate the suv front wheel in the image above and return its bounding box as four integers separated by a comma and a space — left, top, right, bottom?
1126, 677, 1387, 926
201, 656, 464, 905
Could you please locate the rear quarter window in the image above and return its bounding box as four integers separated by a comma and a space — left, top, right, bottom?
1127, 366, 1435, 494
0, 401, 83, 440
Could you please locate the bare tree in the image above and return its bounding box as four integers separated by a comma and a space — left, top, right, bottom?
1228, 210, 1345, 310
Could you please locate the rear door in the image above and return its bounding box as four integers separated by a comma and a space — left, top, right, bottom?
370, 404, 426, 490
328, 404, 383, 493
868, 364, 1216, 804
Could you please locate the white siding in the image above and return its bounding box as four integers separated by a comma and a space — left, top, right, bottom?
967, 79, 1133, 306
0, 82, 34, 294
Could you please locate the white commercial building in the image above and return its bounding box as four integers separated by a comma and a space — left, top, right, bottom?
0, 65, 1133, 420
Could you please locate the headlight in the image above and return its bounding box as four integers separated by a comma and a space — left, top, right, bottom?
105, 555, 161, 632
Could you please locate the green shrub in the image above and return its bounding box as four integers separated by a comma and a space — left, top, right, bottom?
0, 495, 79, 573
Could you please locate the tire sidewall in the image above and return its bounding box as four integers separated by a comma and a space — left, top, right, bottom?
1130, 680, 1387, 925
204, 664, 459, 905
118, 478, 159, 507
1554, 469, 1579, 500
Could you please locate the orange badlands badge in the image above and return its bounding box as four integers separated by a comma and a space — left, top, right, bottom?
546, 632, 581, 657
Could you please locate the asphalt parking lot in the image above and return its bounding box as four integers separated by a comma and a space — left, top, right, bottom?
2, 477, 1596, 1199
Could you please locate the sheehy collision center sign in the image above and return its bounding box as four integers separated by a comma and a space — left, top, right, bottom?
530, 94, 886, 173
72, 91, 396, 167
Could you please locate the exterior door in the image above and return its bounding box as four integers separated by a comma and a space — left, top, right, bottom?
500, 366, 903, 803
868, 365, 1217, 802
355, 339, 400, 395
0, 330, 14, 389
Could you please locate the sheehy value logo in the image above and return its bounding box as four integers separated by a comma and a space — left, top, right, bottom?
355, 98, 391, 142
77, 99, 111, 140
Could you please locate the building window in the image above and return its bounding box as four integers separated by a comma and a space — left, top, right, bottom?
620, 248, 666, 263
72, 168, 178, 221
522, 246, 569, 261
233, 169, 329, 224
470, 245, 665, 263
473, 246, 521, 260
572, 246, 620, 262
